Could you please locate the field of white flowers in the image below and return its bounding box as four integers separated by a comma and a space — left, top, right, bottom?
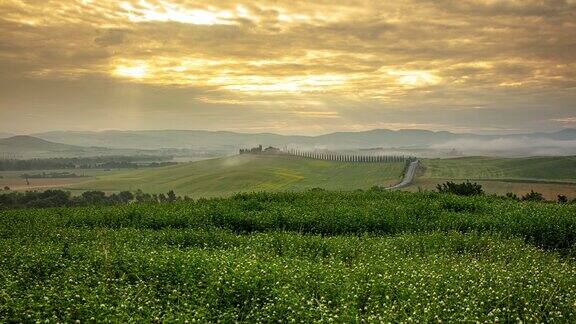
1, 190, 575, 322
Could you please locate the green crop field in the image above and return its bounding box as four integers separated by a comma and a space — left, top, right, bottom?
0, 169, 127, 192
409, 156, 576, 200
421, 156, 576, 182
1, 190, 575, 322
71, 155, 405, 196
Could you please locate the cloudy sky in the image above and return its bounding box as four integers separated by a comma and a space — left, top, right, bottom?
1, 0, 575, 135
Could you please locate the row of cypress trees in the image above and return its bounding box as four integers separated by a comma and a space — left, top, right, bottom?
286, 149, 414, 163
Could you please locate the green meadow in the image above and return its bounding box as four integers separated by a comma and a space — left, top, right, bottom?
421, 156, 576, 182
409, 156, 576, 200
71, 155, 405, 196
67, 154, 576, 200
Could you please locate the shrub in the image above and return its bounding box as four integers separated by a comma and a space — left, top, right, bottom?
26, 190, 72, 208
81, 190, 107, 204
369, 185, 386, 192
522, 190, 544, 202
505, 192, 519, 200
167, 190, 177, 202
0, 189, 187, 209
436, 181, 484, 196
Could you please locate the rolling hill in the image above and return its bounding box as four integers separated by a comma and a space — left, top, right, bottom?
0, 135, 197, 159
34, 130, 303, 151
72, 154, 405, 196
0, 135, 87, 157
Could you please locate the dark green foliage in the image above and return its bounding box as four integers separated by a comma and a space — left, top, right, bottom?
20, 171, 87, 179
166, 190, 177, 202
522, 190, 545, 202
81, 190, 107, 204
0, 156, 175, 171
436, 181, 484, 196
26, 190, 72, 208
439, 196, 482, 213
369, 185, 386, 191
2, 190, 574, 250
505, 192, 519, 200
0, 189, 185, 209
117, 191, 134, 203
1, 190, 576, 322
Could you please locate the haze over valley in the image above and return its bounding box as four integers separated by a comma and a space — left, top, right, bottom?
3, 128, 576, 158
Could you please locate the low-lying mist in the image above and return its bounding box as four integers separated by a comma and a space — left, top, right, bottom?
432, 137, 576, 157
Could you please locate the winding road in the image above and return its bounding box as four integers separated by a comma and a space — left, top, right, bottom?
387, 160, 419, 190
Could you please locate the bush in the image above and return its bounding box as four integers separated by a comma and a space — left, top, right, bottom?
436, 181, 484, 196
0, 189, 186, 209
81, 190, 107, 205
369, 185, 386, 192
504, 192, 519, 200
26, 190, 72, 208
522, 190, 544, 202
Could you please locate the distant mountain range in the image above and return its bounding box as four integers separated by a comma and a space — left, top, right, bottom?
2, 128, 576, 158
0, 135, 86, 154
32, 128, 576, 151
0, 135, 198, 159
0, 132, 14, 139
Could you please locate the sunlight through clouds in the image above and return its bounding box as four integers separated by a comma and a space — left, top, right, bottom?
0, 0, 575, 133
387, 70, 442, 87
218, 75, 349, 94
114, 62, 149, 79
119, 1, 236, 25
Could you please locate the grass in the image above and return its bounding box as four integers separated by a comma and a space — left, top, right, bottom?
409, 178, 576, 200
410, 156, 576, 199
0, 169, 126, 191
1, 190, 576, 322
67, 155, 576, 199
421, 156, 576, 182
71, 155, 405, 196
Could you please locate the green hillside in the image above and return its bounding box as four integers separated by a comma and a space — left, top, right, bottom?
72, 154, 405, 196
0, 135, 82, 153
422, 156, 576, 182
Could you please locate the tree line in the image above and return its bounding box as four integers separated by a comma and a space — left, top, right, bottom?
2, 182, 573, 209
0, 156, 175, 171
287, 149, 415, 163
0, 189, 190, 209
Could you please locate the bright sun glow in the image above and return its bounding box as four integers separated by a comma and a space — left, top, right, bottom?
114, 64, 148, 79
387, 70, 441, 86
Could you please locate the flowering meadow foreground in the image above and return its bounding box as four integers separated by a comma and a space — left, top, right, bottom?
1, 190, 576, 322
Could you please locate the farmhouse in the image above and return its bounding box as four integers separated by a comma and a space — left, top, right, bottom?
239, 145, 282, 155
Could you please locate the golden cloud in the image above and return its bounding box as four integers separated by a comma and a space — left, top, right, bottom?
0, 0, 575, 133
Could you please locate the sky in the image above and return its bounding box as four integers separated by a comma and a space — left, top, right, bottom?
0, 0, 575, 135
